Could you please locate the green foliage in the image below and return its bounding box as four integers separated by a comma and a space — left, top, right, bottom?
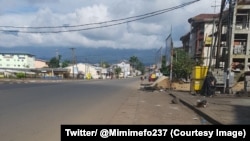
48, 55, 69, 68
129, 56, 145, 75
48, 57, 60, 68
114, 67, 122, 78
172, 48, 196, 79
137, 62, 145, 74
62, 60, 70, 68
160, 48, 196, 79
16, 72, 25, 79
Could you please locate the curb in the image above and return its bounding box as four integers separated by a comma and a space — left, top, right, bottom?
0, 80, 64, 84
169, 92, 222, 125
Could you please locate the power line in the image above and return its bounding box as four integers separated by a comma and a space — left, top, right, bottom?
0, 0, 200, 34
1, 0, 200, 29
0, 0, 199, 29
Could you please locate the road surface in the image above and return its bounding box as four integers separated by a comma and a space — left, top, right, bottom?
0, 78, 203, 141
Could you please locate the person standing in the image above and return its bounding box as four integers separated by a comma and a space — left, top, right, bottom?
140, 76, 144, 84
200, 71, 217, 97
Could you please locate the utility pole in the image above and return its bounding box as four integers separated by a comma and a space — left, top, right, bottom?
56, 49, 59, 60
215, 0, 226, 68
211, 0, 220, 14
209, 0, 221, 70
225, 0, 233, 94
208, 16, 216, 71
70, 48, 76, 79
56, 49, 62, 68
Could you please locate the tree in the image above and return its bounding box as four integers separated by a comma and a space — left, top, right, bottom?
114, 67, 122, 78
48, 55, 62, 68
48, 57, 60, 68
160, 48, 195, 80
137, 62, 145, 75
48, 55, 70, 68
62, 60, 70, 68
172, 48, 196, 80
129, 56, 139, 69
160, 55, 169, 76
129, 56, 145, 75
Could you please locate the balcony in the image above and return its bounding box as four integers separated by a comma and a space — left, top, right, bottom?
235, 23, 249, 30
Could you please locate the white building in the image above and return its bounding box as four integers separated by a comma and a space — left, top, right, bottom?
66, 63, 103, 79
116, 60, 131, 78
0, 53, 35, 69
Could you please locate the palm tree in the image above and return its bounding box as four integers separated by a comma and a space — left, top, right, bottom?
129, 56, 139, 71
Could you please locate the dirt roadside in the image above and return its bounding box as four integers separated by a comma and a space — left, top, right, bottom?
109, 80, 206, 124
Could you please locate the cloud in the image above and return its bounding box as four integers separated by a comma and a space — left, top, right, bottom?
0, 0, 219, 49
127, 22, 164, 35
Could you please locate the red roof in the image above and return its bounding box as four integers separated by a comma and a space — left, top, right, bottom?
188, 14, 218, 23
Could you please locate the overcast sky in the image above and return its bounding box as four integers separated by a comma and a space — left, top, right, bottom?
0, 0, 222, 50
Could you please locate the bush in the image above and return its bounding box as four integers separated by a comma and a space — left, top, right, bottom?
16, 72, 25, 79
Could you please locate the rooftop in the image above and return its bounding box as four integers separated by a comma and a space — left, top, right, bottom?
188, 14, 219, 24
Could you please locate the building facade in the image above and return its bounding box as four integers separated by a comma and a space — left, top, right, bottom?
0, 53, 35, 69
181, 14, 221, 67
180, 0, 250, 91
229, 0, 250, 73
66, 63, 101, 79
35, 59, 48, 68
116, 60, 131, 78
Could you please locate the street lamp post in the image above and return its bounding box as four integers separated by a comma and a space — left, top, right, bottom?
70, 48, 76, 79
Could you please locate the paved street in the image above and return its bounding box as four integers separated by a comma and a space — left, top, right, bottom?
0, 78, 202, 141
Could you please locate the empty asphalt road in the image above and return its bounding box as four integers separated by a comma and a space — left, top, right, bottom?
0, 78, 202, 141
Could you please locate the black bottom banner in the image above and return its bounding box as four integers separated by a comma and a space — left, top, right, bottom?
61, 125, 250, 141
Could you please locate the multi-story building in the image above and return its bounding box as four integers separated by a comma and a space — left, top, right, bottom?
181, 0, 250, 72
0, 53, 35, 69
180, 13, 222, 67
229, 0, 250, 73
180, 0, 250, 92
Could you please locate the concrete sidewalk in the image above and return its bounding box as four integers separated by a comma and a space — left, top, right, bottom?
168, 90, 250, 125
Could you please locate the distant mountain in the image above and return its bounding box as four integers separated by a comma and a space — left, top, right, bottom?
0, 47, 157, 66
